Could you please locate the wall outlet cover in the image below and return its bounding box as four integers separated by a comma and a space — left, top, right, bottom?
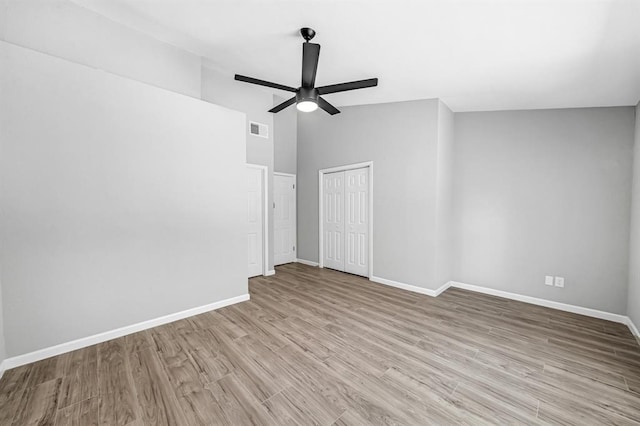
545, 276, 554, 286
554, 276, 565, 288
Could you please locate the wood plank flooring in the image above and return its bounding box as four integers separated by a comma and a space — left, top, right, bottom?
2, 263, 640, 425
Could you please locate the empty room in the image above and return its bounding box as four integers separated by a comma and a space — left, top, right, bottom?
1, 0, 640, 424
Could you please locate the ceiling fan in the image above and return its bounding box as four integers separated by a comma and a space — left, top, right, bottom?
234, 27, 378, 115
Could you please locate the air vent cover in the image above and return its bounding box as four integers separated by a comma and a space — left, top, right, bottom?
249, 121, 269, 138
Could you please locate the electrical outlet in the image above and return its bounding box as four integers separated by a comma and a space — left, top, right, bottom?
545, 276, 554, 286
554, 276, 565, 288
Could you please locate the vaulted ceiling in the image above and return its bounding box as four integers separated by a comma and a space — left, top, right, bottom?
75, 0, 640, 111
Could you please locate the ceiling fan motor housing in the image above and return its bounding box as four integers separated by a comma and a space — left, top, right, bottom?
297, 87, 318, 103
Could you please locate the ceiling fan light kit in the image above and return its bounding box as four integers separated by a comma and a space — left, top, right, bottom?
234, 27, 378, 115
296, 87, 319, 111
297, 101, 318, 112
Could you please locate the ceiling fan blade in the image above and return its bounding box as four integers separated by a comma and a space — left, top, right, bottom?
235, 74, 297, 92
318, 97, 340, 115
269, 96, 297, 113
316, 78, 378, 95
302, 43, 321, 88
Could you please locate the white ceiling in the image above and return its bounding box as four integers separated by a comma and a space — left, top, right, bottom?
75, 0, 640, 111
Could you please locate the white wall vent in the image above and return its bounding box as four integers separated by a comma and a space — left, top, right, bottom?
249, 121, 269, 139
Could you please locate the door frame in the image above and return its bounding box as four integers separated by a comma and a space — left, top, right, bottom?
274, 172, 297, 266
247, 163, 269, 277
318, 161, 373, 278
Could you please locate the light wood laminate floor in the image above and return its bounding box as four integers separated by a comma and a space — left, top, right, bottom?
1, 263, 640, 425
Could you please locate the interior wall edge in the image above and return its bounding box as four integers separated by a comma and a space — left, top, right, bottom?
201, 65, 276, 272
626, 101, 640, 330
0, 294, 250, 373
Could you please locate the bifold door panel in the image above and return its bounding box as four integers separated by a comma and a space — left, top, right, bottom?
345, 168, 369, 276
323, 167, 369, 277
323, 171, 345, 271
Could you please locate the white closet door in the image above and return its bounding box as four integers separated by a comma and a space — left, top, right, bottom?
323, 171, 345, 271
247, 166, 264, 278
274, 174, 296, 266
345, 168, 369, 277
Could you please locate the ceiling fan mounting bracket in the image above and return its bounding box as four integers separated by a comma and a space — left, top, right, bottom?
300, 27, 316, 42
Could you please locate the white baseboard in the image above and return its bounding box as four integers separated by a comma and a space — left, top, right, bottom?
366, 276, 632, 330
0, 360, 6, 380
295, 258, 319, 267
449, 281, 628, 324
265, 270, 276, 276
369, 276, 450, 298
0, 294, 250, 372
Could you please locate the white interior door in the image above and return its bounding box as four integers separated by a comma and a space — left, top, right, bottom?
323, 171, 345, 271
274, 174, 296, 266
345, 168, 369, 276
247, 166, 264, 278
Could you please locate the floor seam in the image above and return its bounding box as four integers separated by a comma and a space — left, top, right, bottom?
450, 382, 460, 397
328, 409, 348, 425
260, 387, 285, 405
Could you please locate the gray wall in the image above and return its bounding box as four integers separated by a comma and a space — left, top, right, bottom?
201, 66, 276, 272
273, 95, 297, 175
0, 42, 247, 356
298, 99, 447, 290
435, 101, 455, 287
0, 0, 201, 97
628, 103, 640, 326
452, 107, 634, 314
0, 278, 5, 365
